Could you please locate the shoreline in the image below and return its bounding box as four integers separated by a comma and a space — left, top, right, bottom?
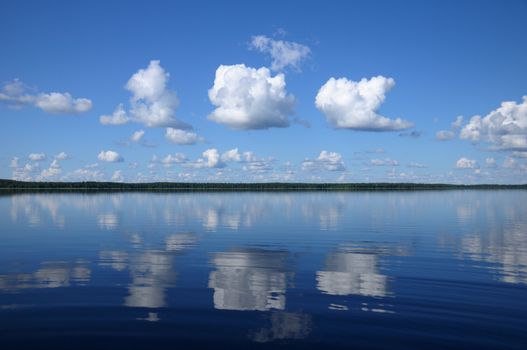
1, 179, 526, 193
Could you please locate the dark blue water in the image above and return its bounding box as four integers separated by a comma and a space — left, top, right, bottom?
0, 191, 526, 349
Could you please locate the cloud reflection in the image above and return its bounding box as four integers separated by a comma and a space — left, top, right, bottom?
208, 249, 289, 311
0, 260, 91, 290
317, 250, 387, 297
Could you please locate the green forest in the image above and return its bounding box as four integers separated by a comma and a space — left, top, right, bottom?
1, 179, 525, 192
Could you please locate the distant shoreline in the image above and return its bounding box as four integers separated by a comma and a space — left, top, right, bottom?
1, 179, 526, 193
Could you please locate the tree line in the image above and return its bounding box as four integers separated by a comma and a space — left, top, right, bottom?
0, 179, 525, 192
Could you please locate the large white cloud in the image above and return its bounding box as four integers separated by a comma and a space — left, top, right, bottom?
165, 127, 199, 145
100, 60, 191, 130
315, 76, 413, 131
460, 96, 527, 150
250, 35, 310, 71
97, 150, 123, 163
208, 64, 296, 130
0, 79, 92, 114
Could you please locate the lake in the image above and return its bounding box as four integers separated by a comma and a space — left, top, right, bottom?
0, 191, 526, 349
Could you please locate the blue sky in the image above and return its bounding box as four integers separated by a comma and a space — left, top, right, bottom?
1, 0, 526, 183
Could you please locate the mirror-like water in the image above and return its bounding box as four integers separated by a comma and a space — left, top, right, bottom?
0, 191, 526, 349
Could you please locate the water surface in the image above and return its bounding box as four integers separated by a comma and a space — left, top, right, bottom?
1, 191, 526, 349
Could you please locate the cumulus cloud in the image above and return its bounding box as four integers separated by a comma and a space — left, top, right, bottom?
407, 162, 427, 168
456, 157, 478, 169
241, 151, 273, 173
221, 148, 242, 162
208, 64, 296, 130
97, 150, 123, 163
315, 76, 412, 131
130, 130, 145, 142
63, 167, 104, 182
100, 104, 129, 125
153, 153, 188, 167
436, 116, 463, 141
485, 157, 497, 168
187, 148, 224, 169
35, 93, 92, 114
250, 35, 310, 71
436, 130, 455, 141
302, 151, 346, 172
39, 159, 62, 179
0, 79, 92, 114
460, 96, 527, 150
111, 170, 124, 182
100, 60, 191, 130
54, 152, 69, 160
28, 153, 46, 161
165, 128, 199, 145
370, 158, 399, 166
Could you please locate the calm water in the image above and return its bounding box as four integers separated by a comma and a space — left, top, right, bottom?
0, 191, 526, 349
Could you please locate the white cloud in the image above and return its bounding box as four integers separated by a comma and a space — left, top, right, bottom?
250, 35, 310, 71
111, 170, 124, 182
35, 93, 92, 114
407, 162, 427, 168
456, 157, 478, 169
9, 157, 20, 168
241, 152, 273, 173
370, 158, 399, 166
208, 64, 296, 130
64, 167, 104, 181
97, 150, 123, 163
485, 157, 497, 168
221, 148, 242, 162
502, 157, 517, 169
54, 152, 69, 160
126, 60, 187, 128
28, 153, 47, 161
436, 116, 463, 141
302, 151, 346, 172
0, 79, 92, 114
186, 149, 223, 169
165, 128, 199, 145
160, 153, 188, 166
100, 60, 190, 129
452, 116, 464, 129
100, 104, 130, 125
460, 96, 527, 150
436, 130, 455, 141
315, 76, 412, 131
130, 130, 145, 142
39, 159, 62, 179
